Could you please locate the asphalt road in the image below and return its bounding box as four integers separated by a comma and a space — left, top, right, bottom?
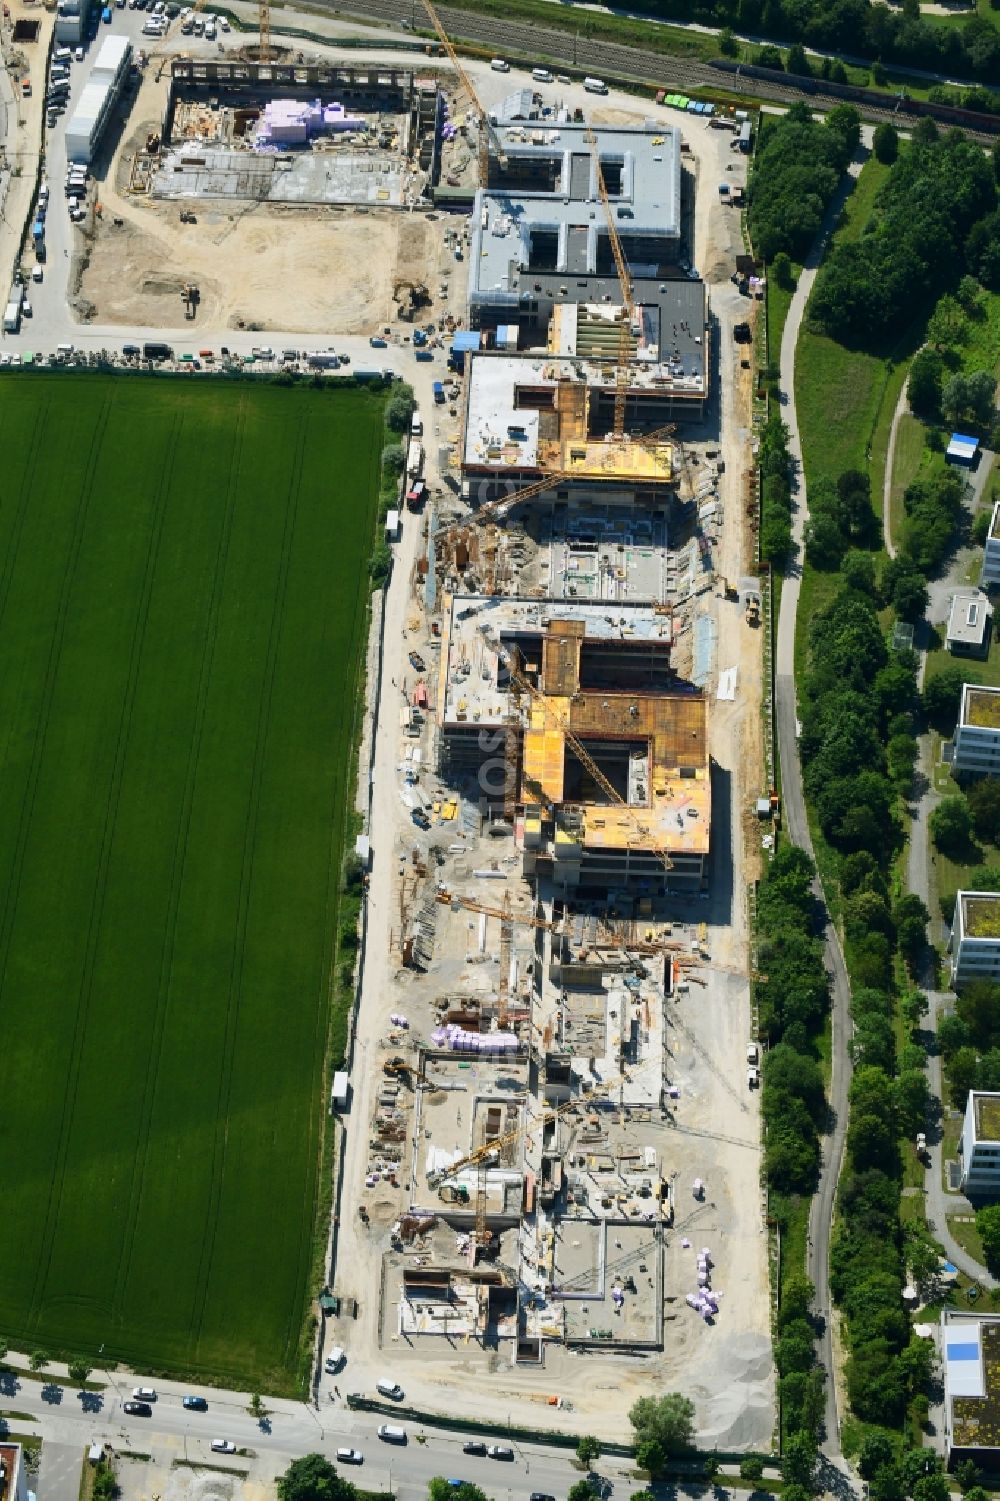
3, 1364, 644, 1501
772, 153, 866, 1471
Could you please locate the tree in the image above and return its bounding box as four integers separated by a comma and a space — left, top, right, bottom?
804, 511, 846, 570
968, 779, 1000, 842
943, 371, 999, 430
913, 1475, 951, 1501
977, 1204, 1000, 1273
576, 1436, 601, 1467
928, 294, 968, 352
907, 347, 944, 421
718, 26, 739, 55
385, 389, 414, 432
740, 1456, 766, 1485
629, 1393, 695, 1465
67, 1360, 92, 1383
567, 1484, 596, 1501
842, 550, 877, 597
248, 1392, 268, 1419
930, 795, 974, 856
894, 893, 930, 966
782, 1431, 818, 1491
28, 1350, 48, 1372
949, 1046, 981, 1109
787, 42, 811, 74
858, 1432, 895, 1480
0, 1339, 7, 1363
277, 1455, 357, 1501
956, 1462, 982, 1493
966, 211, 1000, 291
429, 1485, 489, 1501
873, 122, 899, 164
772, 251, 795, 290
381, 442, 405, 475
923, 666, 971, 731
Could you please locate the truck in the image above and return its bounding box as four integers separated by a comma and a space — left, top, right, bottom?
414, 348, 433, 362
4, 299, 21, 333
353, 368, 385, 383
330, 1071, 350, 1111
32, 220, 45, 246
142, 341, 173, 360
307, 350, 339, 368
412, 328, 427, 347
432, 380, 445, 404
406, 439, 423, 478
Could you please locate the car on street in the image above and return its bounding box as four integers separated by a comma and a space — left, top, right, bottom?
131, 1386, 157, 1401
487, 1447, 514, 1461
123, 1401, 152, 1416
183, 1395, 208, 1411
211, 1441, 236, 1454
530, 1493, 556, 1500
336, 1449, 363, 1465
462, 1443, 487, 1456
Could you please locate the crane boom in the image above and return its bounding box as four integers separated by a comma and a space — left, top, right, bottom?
428, 1077, 616, 1190
585, 128, 634, 439
496, 644, 674, 873
420, 0, 505, 183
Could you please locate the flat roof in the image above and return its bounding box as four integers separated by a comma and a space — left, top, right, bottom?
974, 1092, 1000, 1143
946, 1314, 1000, 1448
948, 590, 991, 646
960, 892, 1000, 941
963, 684, 1000, 730
462, 353, 675, 481
990, 499, 1000, 542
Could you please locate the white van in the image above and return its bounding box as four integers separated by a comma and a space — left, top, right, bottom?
377, 1426, 407, 1444
410, 410, 423, 437
56, 342, 74, 356
490, 58, 509, 71
54, 46, 73, 62
583, 76, 608, 93
531, 67, 553, 83
376, 1379, 404, 1400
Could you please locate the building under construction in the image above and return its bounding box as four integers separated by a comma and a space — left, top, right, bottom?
435, 595, 709, 892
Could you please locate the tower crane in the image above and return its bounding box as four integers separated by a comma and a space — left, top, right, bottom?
428, 1077, 618, 1257
470, 419, 678, 531
420, 0, 506, 186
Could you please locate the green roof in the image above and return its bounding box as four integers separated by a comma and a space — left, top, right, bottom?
964, 895, 1000, 939
966, 687, 1000, 730
977, 1095, 1000, 1142
955, 1321, 1000, 1448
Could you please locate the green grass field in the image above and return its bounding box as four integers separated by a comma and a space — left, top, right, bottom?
0, 373, 383, 1393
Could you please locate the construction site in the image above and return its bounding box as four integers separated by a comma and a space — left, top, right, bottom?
324, 4, 772, 1441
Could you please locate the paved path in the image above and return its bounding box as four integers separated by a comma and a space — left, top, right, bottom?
773, 150, 866, 1469
882, 379, 910, 561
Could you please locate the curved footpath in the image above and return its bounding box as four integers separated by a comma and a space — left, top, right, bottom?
773, 150, 866, 1471
882, 379, 910, 562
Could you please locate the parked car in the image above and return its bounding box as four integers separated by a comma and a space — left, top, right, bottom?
183, 1396, 208, 1411
462, 1443, 487, 1456
131, 1387, 157, 1401
211, 1441, 236, 1454
487, 1447, 514, 1461
123, 1402, 152, 1417
324, 1347, 345, 1373
336, 1450, 363, 1465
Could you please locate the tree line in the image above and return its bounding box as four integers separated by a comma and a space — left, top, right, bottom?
748, 103, 861, 263
809, 127, 998, 348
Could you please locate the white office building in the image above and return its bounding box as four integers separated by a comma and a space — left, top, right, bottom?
961, 1091, 1000, 1195
982, 501, 1000, 588
954, 683, 1000, 775
65, 34, 132, 164
951, 891, 1000, 988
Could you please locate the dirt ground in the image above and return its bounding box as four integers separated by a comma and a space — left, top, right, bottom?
76, 75, 458, 332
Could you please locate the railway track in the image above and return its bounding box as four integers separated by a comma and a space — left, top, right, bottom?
320, 0, 998, 143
